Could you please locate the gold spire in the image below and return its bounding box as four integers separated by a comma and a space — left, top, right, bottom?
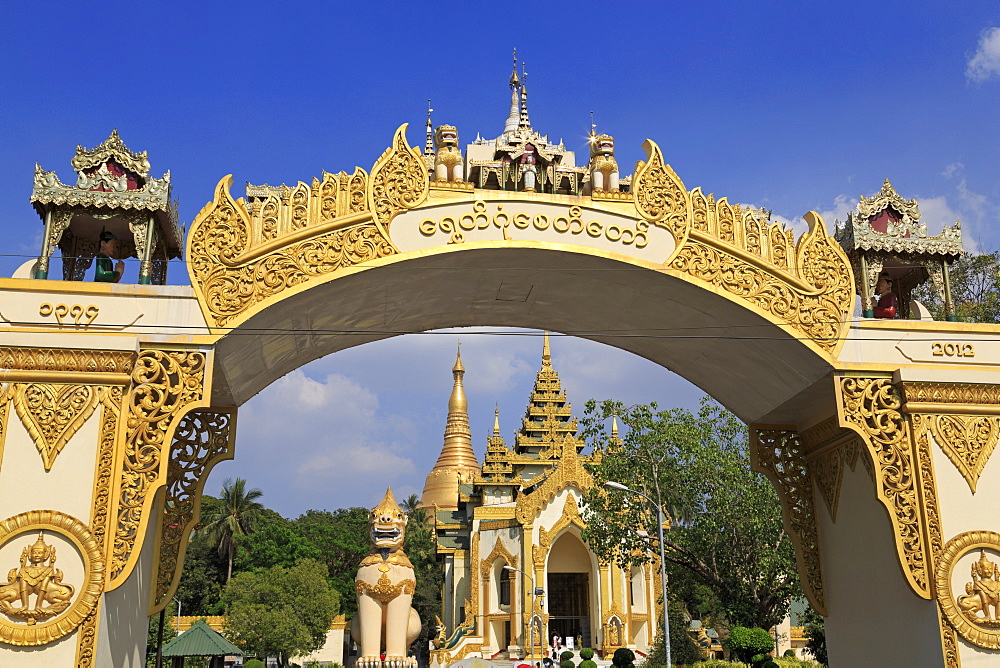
420, 344, 481, 510
611, 412, 619, 438
542, 331, 552, 368
493, 405, 501, 436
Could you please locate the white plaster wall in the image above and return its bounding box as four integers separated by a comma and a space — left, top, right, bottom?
0, 400, 100, 523
818, 464, 941, 666
95, 495, 160, 667
299, 628, 345, 664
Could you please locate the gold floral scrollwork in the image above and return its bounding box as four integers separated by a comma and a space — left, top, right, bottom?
108, 350, 206, 589
0, 510, 104, 647
368, 124, 430, 239
355, 572, 416, 604
0, 383, 9, 466
839, 377, 932, 597
929, 414, 1000, 494
149, 408, 237, 614
631, 139, 691, 246
480, 539, 518, 580
749, 428, 826, 615
91, 387, 122, 553
810, 446, 844, 522
11, 384, 102, 470
935, 531, 1000, 650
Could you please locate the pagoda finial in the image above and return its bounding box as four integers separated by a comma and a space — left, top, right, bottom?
493, 405, 501, 436
503, 49, 521, 136
542, 331, 552, 367
611, 410, 619, 439
589, 110, 597, 138
424, 99, 435, 156
518, 63, 531, 129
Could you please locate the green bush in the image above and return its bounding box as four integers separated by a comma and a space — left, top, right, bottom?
561, 650, 575, 662
693, 661, 747, 668
725, 627, 775, 664
244, 660, 265, 668
612, 647, 635, 668
579, 648, 595, 660
783, 650, 796, 658
560, 661, 575, 668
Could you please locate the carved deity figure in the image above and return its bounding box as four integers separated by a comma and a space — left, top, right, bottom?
521, 144, 538, 191
966, 550, 1000, 622
353, 488, 421, 668
434, 126, 464, 183
589, 134, 619, 192
0, 532, 75, 623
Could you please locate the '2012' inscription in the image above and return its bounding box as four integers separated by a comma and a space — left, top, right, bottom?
419, 201, 649, 248
931, 342, 975, 358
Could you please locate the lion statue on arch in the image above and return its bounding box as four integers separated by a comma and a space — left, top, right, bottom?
353, 487, 421, 668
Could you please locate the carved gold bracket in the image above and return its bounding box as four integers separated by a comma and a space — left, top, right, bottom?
750, 427, 827, 615
837, 376, 939, 599
149, 407, 237, 614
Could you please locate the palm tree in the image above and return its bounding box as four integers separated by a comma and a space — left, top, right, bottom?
200, 477, 264, 581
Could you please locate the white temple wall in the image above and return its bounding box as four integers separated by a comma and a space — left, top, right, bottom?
819, 463, 940, 666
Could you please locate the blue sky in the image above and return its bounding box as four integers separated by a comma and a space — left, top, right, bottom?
4, 3, 1000, 515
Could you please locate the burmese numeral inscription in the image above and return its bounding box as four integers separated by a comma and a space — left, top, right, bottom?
931, 342, 975, 358
39, 303, 99, 327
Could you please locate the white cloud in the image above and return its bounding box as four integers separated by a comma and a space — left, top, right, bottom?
967, 27, 1000, 82
941, 163, 964, 179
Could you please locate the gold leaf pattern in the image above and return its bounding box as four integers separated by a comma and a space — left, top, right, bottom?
632, 139, 690, 243
811, 446, 844, 522
11, 384, 102, 470
150, 409, 236, 613
367, 124, 430, 237
750, 428, 826, 615
108, 350, 205, 587
840, 376, 931, 597
0, 347, 135, 374
929, 414, 1000, 493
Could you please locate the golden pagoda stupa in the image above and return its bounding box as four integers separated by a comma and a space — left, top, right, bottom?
419, 345, 482, 510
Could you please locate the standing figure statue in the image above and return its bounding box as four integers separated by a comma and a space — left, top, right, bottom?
353, 488, 421, 668
95, 230, 125, 283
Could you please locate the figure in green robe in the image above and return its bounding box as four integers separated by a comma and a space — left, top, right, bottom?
95, 231, 125, 283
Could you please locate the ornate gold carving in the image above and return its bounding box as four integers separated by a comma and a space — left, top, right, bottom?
480, 539, 518, 579
0, 532, 75, 623
150, 408, 236, 614
912, 415, 944, 561
74, 603, 99, 667
632, 139, 691, 244
935, 531, 1000, 650
0, 510, 104, 646
839, 377, 931, 597
11, 383, 102, 470
535, 494, 586, 569
750, 429, 826, 615
0, 347, 135, 375
811, 446, 844, 522
188, 174, 396, 327
0, 384, 9, 469
514, 445, 592, 525
902, 382, 1000, 406
355, 572, 416, 604
91, 387, 122, 556
670, 211, 853, 354
928, 415, 1000, 494
108, 350, 205, 588
940, 614, 961, 668
368, 124, 430, 237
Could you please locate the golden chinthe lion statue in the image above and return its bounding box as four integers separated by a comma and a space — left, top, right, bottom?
353, 488, 421, 668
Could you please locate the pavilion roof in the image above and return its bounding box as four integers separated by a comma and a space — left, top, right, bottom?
161, 619, 243, 657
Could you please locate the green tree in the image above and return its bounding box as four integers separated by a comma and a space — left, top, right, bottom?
201, 478, 265, 581
581, 397, 800, 630
173, 528, 227, 616
235, 509, 322, 573
402, 494, 443, 663
223, 558, 340, 667
292, 507, 370, 617
639, 600, 702, 668
801, 606, 827, 666
912, 251, 1000, 322
724, 626, 774, 664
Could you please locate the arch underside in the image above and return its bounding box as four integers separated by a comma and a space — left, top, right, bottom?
210, 245, 836, 425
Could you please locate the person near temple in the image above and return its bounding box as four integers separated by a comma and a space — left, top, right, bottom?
95, 231, 125, 283
873, 272, 897, 319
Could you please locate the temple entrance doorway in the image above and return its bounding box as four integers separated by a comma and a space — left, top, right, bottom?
547, 531, 595, 650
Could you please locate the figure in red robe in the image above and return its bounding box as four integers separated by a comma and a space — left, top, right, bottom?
873, 273, 897, 319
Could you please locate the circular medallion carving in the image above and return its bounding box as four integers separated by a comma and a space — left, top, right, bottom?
0, 510, 103, 646
936, 530, 1000, 649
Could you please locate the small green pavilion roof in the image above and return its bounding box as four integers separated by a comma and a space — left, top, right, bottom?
161, 619, 243, 657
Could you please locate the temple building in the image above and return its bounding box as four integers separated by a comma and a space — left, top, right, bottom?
422, 337, 656, 664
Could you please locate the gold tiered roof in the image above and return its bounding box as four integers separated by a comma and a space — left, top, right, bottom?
420, 346, 482, 510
